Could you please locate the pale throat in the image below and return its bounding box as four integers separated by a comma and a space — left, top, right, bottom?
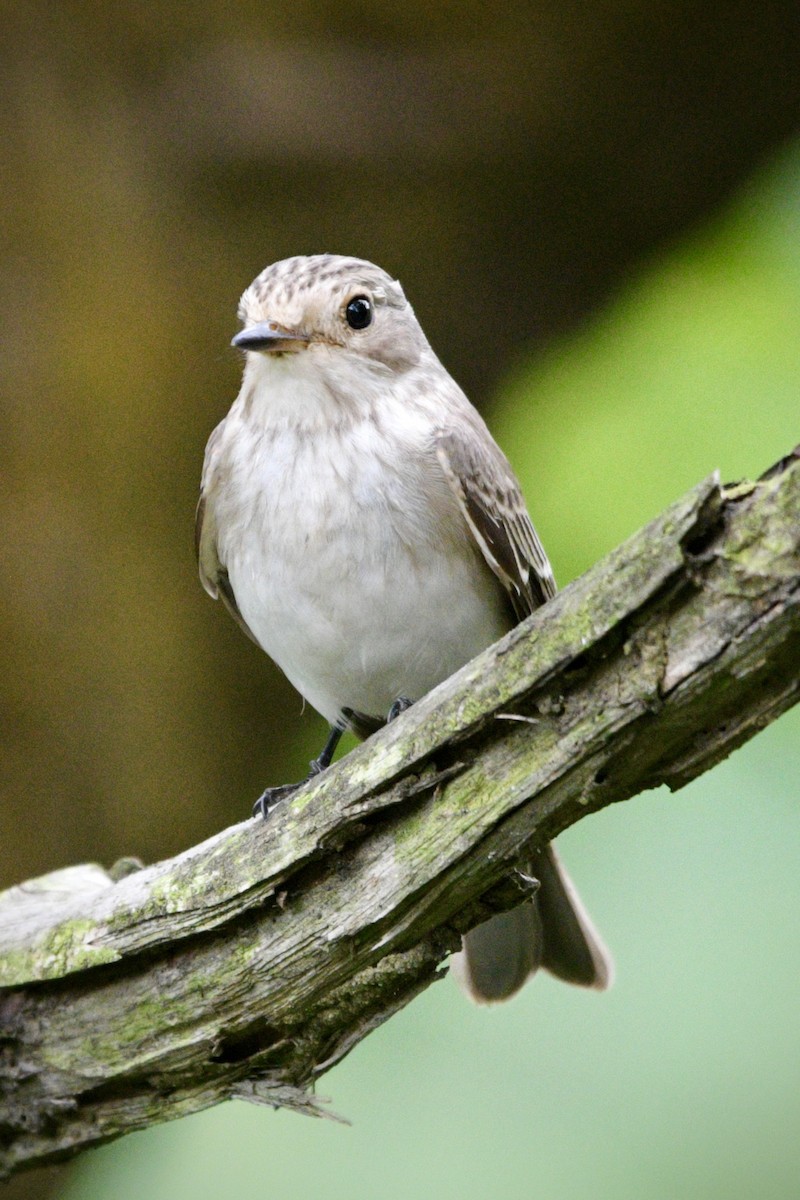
239, 346, 384, 433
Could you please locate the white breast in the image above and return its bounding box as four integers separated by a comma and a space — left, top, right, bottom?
211, 356, 509, 726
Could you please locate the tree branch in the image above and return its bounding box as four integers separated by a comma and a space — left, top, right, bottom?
1, 450, 798, 1178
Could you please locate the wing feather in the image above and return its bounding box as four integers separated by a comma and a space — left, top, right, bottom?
195, 419, 259, 644
435, 418, 555, 622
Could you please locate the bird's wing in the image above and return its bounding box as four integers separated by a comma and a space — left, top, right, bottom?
195, 420, 259, 644
435, 417, 556, 622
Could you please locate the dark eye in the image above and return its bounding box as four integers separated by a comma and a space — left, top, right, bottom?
345, 295, 372, 330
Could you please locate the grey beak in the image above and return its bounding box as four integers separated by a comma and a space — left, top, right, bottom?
231, 322, 309, 351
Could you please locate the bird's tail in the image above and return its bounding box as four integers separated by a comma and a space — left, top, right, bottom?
454, 842, 613, 1003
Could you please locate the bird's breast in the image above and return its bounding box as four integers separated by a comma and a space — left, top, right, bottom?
214, 407, 509, 724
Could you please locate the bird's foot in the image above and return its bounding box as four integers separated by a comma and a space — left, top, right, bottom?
253, 722, 346, 820
252, 782, 303, 820
387, 696, 414, 722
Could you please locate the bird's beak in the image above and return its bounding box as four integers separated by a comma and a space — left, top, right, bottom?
231, 322, 309, 353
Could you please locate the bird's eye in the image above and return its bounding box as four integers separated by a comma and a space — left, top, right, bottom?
345, 295, 372, 330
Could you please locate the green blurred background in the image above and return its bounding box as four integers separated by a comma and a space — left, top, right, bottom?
2, 4, 799, 1199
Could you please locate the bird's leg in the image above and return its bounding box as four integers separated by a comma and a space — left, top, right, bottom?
252, 721, 346, 820
387, 696, 414, 722
309, 723, 344, 775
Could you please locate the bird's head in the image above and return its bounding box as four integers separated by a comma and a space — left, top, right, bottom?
233, 254, 429, 376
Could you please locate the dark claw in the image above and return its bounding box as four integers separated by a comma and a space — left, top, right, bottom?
253, 722, 346, 820
252, 782, 302, 820
387, 696, 414, 722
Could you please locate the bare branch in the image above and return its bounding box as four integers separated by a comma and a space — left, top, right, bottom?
1, 450, 798, 1178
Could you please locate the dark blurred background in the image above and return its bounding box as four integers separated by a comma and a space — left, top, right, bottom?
2, 4, 799, 1199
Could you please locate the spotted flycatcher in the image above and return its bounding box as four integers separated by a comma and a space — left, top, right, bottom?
197, 254, 612, 1001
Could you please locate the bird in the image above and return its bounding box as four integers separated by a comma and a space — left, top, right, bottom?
196, 253, 612, 1002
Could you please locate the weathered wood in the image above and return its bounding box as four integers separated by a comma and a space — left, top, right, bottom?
1, 451, 798, 1178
